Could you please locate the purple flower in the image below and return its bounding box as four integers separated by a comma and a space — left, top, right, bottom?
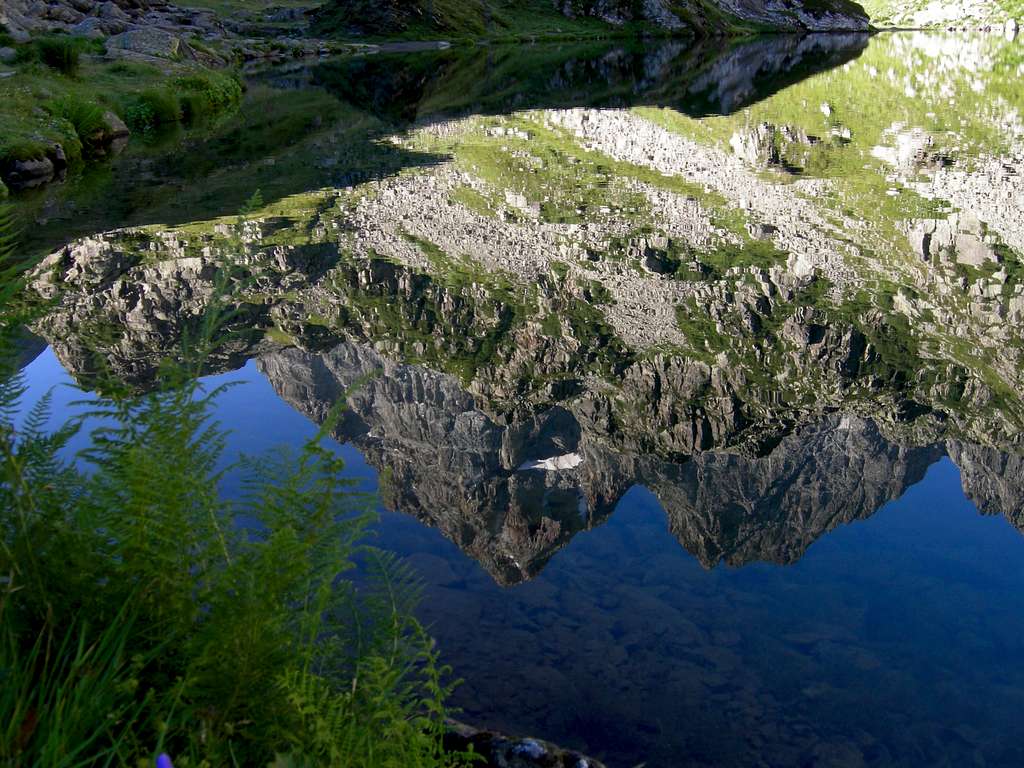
156, 755, 174, 768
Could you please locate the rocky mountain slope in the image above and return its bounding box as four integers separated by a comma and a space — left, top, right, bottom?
312, 0, 870, 37
21, 32, 1024, 581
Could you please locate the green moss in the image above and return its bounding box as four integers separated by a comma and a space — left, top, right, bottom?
675, 299, 729, 363
264, 326, 298, 345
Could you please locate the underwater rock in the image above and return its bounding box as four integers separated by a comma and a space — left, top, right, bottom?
445, 721, 607, 768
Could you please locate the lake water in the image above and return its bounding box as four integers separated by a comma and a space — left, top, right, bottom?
10, 31, 1024, 767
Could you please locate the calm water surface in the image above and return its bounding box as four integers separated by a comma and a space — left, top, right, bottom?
12, 30, 1024, 767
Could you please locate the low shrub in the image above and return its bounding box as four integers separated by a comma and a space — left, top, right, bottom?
126, 87, 182, 130
35, 35, 82, 76
124, 72, 243, 130
174, 71, 244, 122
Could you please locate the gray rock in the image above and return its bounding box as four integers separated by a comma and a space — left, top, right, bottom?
106, 27, 193, 60
954, 233, 997, 267
2, 156, 56, 190
97, 2, 131, 22
70, 18, 110, 38
47, 143, 67, 172
748, 222, 779, 240
443, 721, 607, 768
43, 3, 85, 24
102, 110, 130, 140
0, 47, 16, 64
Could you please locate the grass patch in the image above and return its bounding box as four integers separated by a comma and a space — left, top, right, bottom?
46, 94, 107, 153
0, 47, 242, 190
35, 35, 83, 76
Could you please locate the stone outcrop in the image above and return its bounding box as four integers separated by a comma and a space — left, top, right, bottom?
557, 0, 687, 30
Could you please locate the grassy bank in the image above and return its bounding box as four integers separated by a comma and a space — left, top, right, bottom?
0, 33, 243, 196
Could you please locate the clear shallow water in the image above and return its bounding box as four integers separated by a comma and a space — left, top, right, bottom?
11, 30, 1024, 768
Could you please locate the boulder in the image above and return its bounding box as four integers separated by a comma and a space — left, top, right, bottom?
2, 156, 56, 190
105, 27, 193, 60
71, 17, 113, 38
43, 4, 86, 24
99, 110, 131, 154
0, 47, 16, 63
748, 222, 779, 240
102, 110, 131, 140
97, 2, 131, 22
80, 111, 131, 157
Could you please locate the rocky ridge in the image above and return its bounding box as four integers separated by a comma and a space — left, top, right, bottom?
313, 0, 870, 37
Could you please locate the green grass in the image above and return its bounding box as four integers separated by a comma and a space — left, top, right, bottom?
449, 185, 496, 218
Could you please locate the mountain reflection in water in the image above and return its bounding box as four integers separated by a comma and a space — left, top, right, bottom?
13, 29, 1024, 768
